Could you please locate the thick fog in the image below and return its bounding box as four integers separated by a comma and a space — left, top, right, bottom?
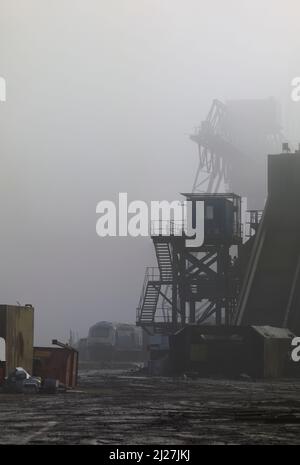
0, 0, 300, 344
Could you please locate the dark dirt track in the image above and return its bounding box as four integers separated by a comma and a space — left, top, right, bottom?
1, 368, 300, 445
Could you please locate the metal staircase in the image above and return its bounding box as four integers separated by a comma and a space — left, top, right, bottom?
153, 239, 173, 282
137, 238, 174, 331
136, 268, 161, 325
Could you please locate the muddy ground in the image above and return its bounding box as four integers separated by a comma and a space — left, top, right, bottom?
0, 367, 300, 445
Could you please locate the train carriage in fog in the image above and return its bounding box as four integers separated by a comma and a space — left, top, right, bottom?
87, 321, 143, 362
87, 321, 116, 361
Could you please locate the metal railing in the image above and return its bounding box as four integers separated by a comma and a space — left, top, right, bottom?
150, 220, 185, 237
245, 210, 263, 238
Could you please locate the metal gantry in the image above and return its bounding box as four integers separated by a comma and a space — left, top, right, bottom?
190, 98, 283, 208
137, 98, 283, 334
136, 193, 242, 334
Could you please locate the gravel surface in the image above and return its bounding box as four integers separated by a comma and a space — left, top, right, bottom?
0, 368, 300, 445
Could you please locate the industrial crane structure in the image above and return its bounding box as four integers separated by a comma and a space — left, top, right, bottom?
137, 98, 283, 334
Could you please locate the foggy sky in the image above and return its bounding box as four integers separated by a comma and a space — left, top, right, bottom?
0, 0, 300, 344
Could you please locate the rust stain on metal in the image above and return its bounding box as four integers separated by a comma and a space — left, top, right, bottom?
0, 305, 34, 375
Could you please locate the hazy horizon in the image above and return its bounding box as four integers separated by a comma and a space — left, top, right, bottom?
0, 0, 300, 344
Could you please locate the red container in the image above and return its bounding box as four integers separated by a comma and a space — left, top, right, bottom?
33, 347, 78, 388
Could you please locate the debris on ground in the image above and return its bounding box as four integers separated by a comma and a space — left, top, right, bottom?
1, 367, 300, 444
0, 367, 63, 395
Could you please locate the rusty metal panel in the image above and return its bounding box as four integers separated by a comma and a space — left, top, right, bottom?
0, 305, 34, 375
33, 346, 78, 388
